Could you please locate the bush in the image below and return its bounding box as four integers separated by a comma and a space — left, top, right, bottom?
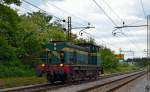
116, 62, 139, 72
103, 62, 139, 74
0, 61, 36, 78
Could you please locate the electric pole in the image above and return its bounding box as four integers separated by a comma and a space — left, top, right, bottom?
113, 15, 150, 90
63, 16, 95, 42
67, 16, 72, 41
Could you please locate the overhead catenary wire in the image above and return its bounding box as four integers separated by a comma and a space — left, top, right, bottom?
46, 2, 87, 26
22, 0, 89, 28
80, 30, 118, 49
22, 0, 62, 20
139, 0, 146, 19
103, 0, 146, 26
92, 0, 123, 48
92, 0, 118, 26
102, 0, 146, 41
47, 2, 90, 24
121, 32, 143, 50
102, 0, 124, 22
92, 0, 143, 51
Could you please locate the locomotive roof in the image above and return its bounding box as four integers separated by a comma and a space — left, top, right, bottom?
77, 43, 102, 49
47, 41, 90, 52
67, 42, 90, 51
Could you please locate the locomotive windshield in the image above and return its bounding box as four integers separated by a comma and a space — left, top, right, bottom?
47, 51, 64, 64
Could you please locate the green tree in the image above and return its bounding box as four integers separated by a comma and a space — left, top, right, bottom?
16, 11, 67, 66
0, 3, 21, 61
0, 0, 21, 5
100, 48, 118, 71
0, 35, 16, 61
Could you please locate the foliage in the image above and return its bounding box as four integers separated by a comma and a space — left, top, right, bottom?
0, 4, 20, 61
100, 48, 118, 71
0, 0, 21, 5
100, 48, 139, 73
0, 60, 36, 78
74, 37, 96, 44
0, 77, 47, 88
0, 35, 16, 61
116, 62, 139, 72
126, 57, 149, 68
0, 2, 67, 77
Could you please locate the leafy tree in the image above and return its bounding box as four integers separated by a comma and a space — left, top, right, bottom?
0, 35, 16, 61
100, 48, 118, 70
126, 58, 149, 67
0, 0, 21, 5
16, 11, 66, 66
0, 3, 20, 61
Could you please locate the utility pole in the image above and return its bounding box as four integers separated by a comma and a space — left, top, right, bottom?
113, 15, 150, 90
63, 16, 95, 42
147, 15, 150, 85
67, 16, 72, 41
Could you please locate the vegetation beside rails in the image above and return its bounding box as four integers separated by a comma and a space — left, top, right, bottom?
0, 60, 46, 89
100, 48, 141, 74
104, 62, 140, 74
0, 76, 47, 89
0, 60, 37, 78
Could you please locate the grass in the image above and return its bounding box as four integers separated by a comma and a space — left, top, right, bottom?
0, 76, 47, 89
104, 62, 140, 74
0, 60, 37, 78
0, 61, 48, 89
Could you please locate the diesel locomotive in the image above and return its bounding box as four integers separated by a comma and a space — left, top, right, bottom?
36, 41, 103, 83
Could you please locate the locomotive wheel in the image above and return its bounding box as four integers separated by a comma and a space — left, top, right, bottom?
60, 73, 66, 83
47, 74, 54, 83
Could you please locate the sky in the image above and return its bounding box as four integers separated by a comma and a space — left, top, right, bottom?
11, 0, 150, 59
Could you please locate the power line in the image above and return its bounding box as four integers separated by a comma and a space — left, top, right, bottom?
46, 2, 87, 26
92, 0, 141, 50
139, 0, 146, 19
81, 30, 118, 49
22, 0, 62, 20
122, 32, 143, 51
22, 0, 88, 27
47, 2, 90, 24
92, 0, 118, 26
100, 0, 146, 50
102, 0, 123, 22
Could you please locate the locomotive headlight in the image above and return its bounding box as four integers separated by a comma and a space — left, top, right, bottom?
60, 63, 64, 67
41, 64, 45, 67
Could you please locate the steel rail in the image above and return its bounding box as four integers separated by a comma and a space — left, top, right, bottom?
79, 70, 146, 92
0, 70, 145, 92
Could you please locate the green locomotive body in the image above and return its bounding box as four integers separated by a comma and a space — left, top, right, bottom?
37, 41, 103, 83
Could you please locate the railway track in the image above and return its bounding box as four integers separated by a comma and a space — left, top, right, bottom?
79, 70, 146, 92
0, 70, 146, 92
